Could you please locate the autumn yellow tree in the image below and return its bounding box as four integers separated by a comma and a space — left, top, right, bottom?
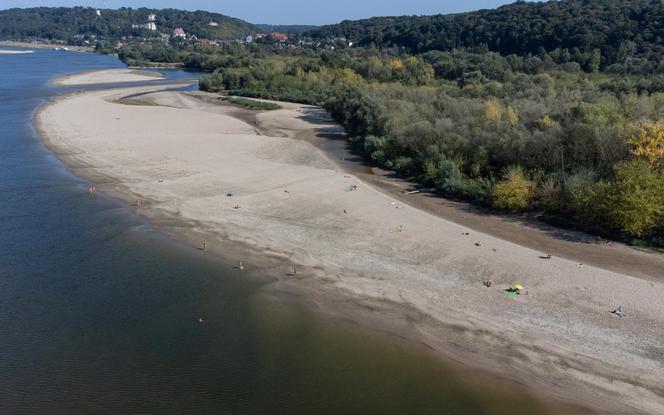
484, 99, 503, 124
627, 120, 664, 169
336, 68, 362, 84
537, 115, 556, 129
505, 105, 519, 126
492, 166, 535, 211
389, 58, 403, 71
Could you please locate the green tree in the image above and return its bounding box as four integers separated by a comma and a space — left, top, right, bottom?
602, 160, 664, 237
589, 49, 601, 73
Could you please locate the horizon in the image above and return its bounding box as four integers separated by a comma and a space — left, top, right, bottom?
0, 0, 526, 25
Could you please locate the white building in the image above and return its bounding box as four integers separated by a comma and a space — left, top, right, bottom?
132, 13, 157, 31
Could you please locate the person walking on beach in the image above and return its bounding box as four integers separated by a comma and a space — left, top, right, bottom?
203, 242, 207, 251
239, 261, 244, 271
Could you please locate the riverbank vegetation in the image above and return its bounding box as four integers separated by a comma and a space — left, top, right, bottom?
219, 96, 281, 110
195, 43, 664, 244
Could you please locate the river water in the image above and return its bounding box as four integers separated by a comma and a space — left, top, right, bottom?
0, 49, 587, 414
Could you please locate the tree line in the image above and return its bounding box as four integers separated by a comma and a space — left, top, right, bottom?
0, 7, 256, 43
307, 0, 664, 74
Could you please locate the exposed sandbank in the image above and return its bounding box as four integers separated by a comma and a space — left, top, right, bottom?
52, 69, 164, 86
36, 79, 664, 414
0, 40, 93, 52
0, 49, 34, 54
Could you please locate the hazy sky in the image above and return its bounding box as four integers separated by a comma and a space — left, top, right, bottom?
1, 1, 521, 25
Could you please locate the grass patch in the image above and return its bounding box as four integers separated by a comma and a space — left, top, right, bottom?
219, 96, 282, 110
110, 97, 159, 106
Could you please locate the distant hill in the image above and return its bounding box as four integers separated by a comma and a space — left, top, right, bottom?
307, 0, 664, 66
256, 24, 318, 35
0, 7, 257, 42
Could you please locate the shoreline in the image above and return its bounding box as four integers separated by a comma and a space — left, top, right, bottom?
35, 79, 664, 414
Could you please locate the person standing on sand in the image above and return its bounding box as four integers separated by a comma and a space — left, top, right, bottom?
203, 242, 207, 251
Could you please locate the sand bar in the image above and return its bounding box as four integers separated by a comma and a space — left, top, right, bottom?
36, 78, 664, 414
0, 40, 93, 52
0, 49, 34, 54
52, 68, 164, 86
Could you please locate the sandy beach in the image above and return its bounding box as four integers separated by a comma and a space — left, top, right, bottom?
37, 73, 664, 414
52, 69, 164, 86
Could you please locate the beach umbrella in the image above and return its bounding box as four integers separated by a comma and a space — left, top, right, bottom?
514, 283, 524, 291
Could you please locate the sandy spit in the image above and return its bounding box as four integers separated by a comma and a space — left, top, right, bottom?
52, 69, 164, 86
0, 41, 93, 52
35, 80, 664, 414
0, 49, 34, 54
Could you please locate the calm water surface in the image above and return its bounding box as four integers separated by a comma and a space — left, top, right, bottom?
0, 50, 585, 414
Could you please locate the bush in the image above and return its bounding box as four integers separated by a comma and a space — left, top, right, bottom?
219, 96, 281, 110
492, 166, 535, 211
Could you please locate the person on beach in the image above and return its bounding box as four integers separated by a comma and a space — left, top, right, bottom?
239, 261, 244, 271
292, 265, 297, 275
203, 242, 207, 251
611, 305, 626, 317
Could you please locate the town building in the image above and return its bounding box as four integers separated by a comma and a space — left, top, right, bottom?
173, 28, 186, 38
271, 32, 289, 42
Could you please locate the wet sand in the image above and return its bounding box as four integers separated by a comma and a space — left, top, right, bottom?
36, 77, 664, 414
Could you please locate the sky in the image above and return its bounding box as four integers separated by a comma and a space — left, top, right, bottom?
0, 0, 521, 25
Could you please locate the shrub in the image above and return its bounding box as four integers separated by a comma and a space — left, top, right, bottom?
219, 96, 281, 110
492, 166, 535, 211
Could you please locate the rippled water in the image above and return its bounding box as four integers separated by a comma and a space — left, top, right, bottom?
0, 49, 587, 414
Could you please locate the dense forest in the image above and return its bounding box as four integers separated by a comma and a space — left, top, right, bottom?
308, 0, 664, 73
0, 7, 256, 42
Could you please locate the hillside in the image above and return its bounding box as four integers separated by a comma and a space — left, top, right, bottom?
307, 0, 664, 68
256, 24, 318, 35
0, 7, 257, 42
